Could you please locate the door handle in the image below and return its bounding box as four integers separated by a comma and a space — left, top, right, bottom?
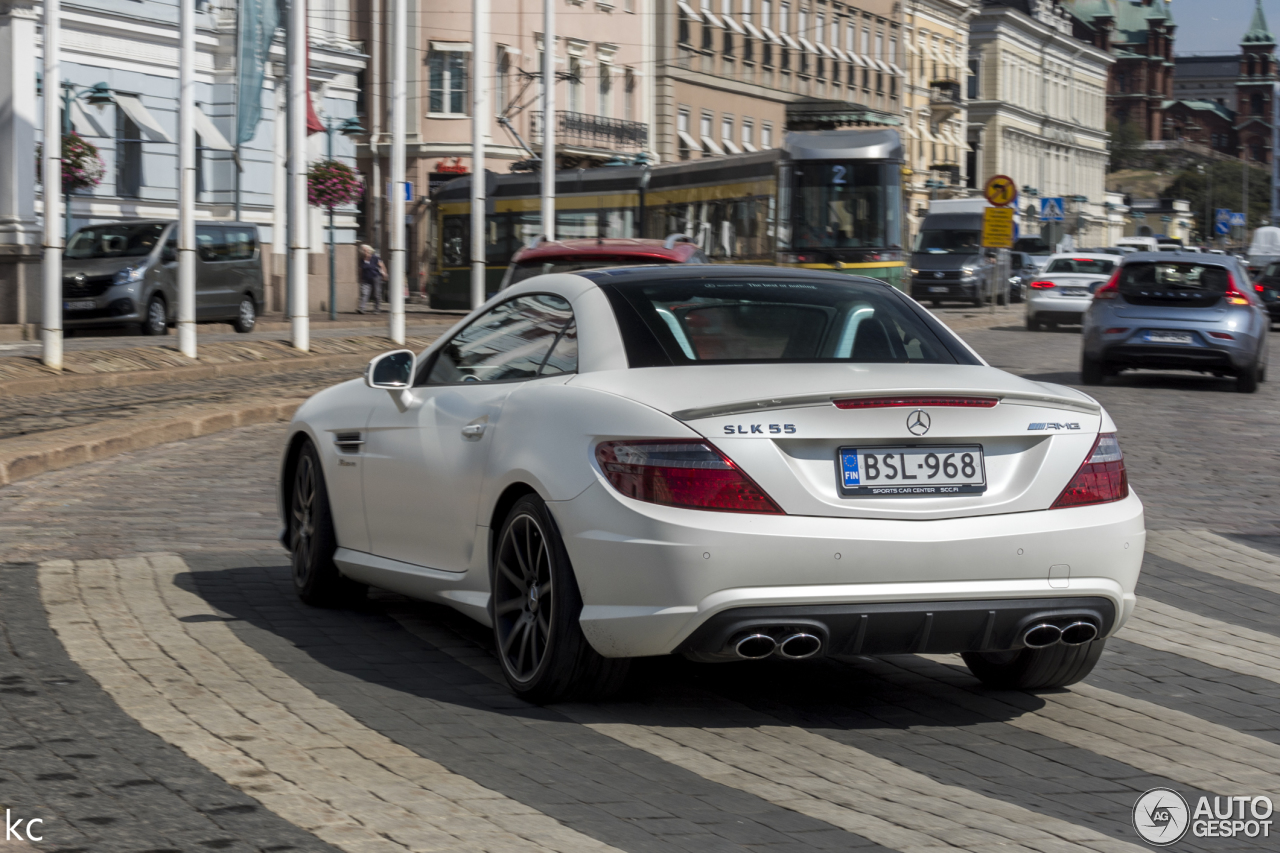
461, 423, 487, 439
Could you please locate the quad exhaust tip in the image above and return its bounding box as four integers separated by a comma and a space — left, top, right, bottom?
1022, 623, 1063, 649
1060, 621, 1099, 646
777, 633, 822, 660
735, 633, 778, 660
732, 631, 824, 660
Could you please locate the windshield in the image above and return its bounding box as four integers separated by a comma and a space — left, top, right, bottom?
65, 223, 166, 260
1043, 258, 1115, 275
600, 277, 977, 367
508, 257, 677, 285
790, 161, 901, 250
914, 230, 981, 255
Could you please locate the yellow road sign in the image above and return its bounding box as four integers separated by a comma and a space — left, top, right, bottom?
983, 174, 1016, 207
982, 207, 1015, 248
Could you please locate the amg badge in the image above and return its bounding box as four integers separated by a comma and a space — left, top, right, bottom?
1027, 422, 1081, 431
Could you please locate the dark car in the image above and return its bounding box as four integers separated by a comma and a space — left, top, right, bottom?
500, 235, 708, 289
1251, 260, 1280, 324
1081, 252, 1269, 392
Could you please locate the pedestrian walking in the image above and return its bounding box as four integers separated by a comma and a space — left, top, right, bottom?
357, 244, 388, 313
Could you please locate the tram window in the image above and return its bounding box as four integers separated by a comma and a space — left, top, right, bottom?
791, 161, 898, 249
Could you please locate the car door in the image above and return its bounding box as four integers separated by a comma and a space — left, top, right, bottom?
194, 225, 230, 319
361, 293, 577, 572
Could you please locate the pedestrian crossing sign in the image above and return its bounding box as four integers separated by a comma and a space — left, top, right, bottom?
1040, 198, 1065, 222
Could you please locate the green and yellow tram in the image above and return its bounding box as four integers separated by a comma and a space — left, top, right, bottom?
431, 128, 904, 309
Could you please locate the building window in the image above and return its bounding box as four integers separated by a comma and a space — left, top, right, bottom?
678, 107, 692, 160
701, 111, 713, 146
624, 68, 636, 120
778, 2, 789, 34
760, 0, 771, 29
679, 14, 691, 44
721, 114, 734, 147
568, 56, 583, 112
763, 42, 773, 67
742, 117, 754, 148
495, 46, 510, 115
599, 63, 613, 117
761, 122, 773, 148
724, 30, 735, 56
744, 33, 754, 62
115, 108, 142, 198
703, 20, 714, 50
968, 58, 979, 100
428, 50, 468, 115
1252, 92, 1264, 116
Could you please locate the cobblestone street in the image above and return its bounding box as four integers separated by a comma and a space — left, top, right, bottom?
1, 318, 1278, 851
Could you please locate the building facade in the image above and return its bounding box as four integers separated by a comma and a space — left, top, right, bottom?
967, 0, 1112, 245
0, 0, 365, 324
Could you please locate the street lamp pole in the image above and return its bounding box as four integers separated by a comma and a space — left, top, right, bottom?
322, 116, 365, 322
42, 0, 62, 369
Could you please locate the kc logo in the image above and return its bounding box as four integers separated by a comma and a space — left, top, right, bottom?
906, 409, 931, 436
5, 809, 44, 842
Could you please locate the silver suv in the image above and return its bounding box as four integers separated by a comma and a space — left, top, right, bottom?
62, 220, 264, 336
1081, 252, 1269, 393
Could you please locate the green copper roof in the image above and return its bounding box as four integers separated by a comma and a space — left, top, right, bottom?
1102, 0, 1174, 47
1244, 0, 1274, 44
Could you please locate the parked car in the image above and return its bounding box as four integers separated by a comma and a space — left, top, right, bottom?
500, 236, 707, 289
1247, 259, 1280, 325
1026, 254, 1119, 331
62, 220, 263, 335
280, 265, 1143, 702
1081, 252, 1269, 392
1008, 251, 1041, 303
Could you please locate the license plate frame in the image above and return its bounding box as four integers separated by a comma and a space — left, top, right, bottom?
837, 445, 987, 497
64, 300, 96, 311
1145, 330, 1193, 345
1062, 287, 1090, 297
928, 286, 949, 293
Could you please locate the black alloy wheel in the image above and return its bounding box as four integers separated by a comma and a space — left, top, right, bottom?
141, 294, 168, 336
491, 495, 629, 703
290, 440, 363, 606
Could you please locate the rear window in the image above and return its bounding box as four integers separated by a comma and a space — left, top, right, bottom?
1044, 258, 1115, 275
1118, 262, 1235, 306
509, 256, 678, 285
600, 277, 978, 367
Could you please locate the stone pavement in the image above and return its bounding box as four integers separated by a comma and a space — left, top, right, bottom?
0, 317, 1278, 851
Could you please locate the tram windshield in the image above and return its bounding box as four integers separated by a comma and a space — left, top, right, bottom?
791, 161, 901, 251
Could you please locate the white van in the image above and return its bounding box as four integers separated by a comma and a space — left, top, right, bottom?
1116, 236, 1159, 252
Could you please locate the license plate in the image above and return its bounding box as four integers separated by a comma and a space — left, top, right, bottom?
928, 286, 949, 293
1063, 288, 1090, 297
64, 300, 95, 311
838, 445, 986, 496
1145, 330, 1193, 345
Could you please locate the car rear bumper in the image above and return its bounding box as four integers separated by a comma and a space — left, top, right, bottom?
1028, 293, 1092, 322
551, 481, 1145, 659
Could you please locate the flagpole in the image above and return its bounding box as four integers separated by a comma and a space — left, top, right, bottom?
41, 0, 62, 369
288, 0, 309, 350
388, 0, 406, 343
177, 0, 197, 357
470, 0, 489, 309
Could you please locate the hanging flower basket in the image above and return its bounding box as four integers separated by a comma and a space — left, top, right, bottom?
36, 134, 106, 192
307, 160, 365, 208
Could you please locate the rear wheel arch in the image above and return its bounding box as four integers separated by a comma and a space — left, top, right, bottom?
488, 482, 541, 562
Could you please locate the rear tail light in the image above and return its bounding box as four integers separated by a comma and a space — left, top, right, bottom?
834, 396, 998, 409
1051, 433, 1128, 509
1225, 273, 1251, 305
595, 440, 783, 514
1104, 327, 1128, 335
1092, 271, 1120, 299
1029, 280, 1056, 289
1256, 284, 1266, 292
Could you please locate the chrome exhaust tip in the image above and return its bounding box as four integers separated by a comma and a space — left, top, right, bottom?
735, 633, 778, 660
1060, 621, 1098, 646
777, 633, 822, 660
1022, 623, 1063, 649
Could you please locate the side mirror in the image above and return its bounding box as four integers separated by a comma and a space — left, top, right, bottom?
365, 349, 416, 411
161, 246, 176, 263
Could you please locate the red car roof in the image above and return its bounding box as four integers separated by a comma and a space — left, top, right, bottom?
510, 238, 701, 265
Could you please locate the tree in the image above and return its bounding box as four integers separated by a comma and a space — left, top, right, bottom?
1164, 160, 1271, 242
1107, 120, 1145, 172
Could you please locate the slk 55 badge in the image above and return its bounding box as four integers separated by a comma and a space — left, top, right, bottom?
724, 424, 797, 434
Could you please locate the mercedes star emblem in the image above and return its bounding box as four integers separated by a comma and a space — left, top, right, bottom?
906, 409, 931, 436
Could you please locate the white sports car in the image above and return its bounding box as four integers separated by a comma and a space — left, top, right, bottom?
279, 266, 1144, 702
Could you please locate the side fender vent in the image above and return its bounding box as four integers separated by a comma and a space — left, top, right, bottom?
334, 432, 364, 454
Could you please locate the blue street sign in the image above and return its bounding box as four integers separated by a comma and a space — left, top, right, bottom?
1215, 208, 1232, 235
1229, 211, 1247, 228
1039, 197, 1065, 222
386, 181, 414, 201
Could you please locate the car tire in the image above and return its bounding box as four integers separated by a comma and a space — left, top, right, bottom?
290, 440, 366, 607
962, 640, 1105, 690
930, 299, 942, 308
1026, 315, 1041, 332
491, 494, 629, 704
1081, 356, 1106, 385
1237, 362, 1261, 394
233, 295, 257, 334
141, 294, 168, 336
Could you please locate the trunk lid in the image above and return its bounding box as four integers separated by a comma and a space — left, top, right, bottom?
571, 364, 1102, 520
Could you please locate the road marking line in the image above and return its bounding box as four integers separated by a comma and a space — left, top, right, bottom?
40, 555, 625, 853
386, 604, 1149, 853
1147, 529, 1280, 594
1121, 596, 1280, 683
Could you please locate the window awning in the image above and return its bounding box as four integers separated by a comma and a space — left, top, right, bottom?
781, 32, 801, 50
847, 51, 867, 67
69, 100, 109, 137
889, 62, 903, 76
702, 8, 724, 27
743, 20, 764, 39
798, 36, 819, 55
761, 26, 784, 45
873, 59, 891, 73
676, 0, 702, 19
677, 130, 703, 151
817, 42, 835, 59
701, 136, 725, 156
741, 140, 758, 152
194, 107, 235, 151
723, 15, 745, 34
114, 94, 172, 143
722, 138, 742, 154
430, 41, 472, 51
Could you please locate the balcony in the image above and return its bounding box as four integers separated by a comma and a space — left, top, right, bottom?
532, 111, 650, 157
928, 79, 962, 120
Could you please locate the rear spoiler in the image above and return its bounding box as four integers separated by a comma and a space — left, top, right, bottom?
672, 389, 1101, 421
